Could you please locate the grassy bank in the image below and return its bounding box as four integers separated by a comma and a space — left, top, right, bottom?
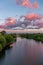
0, 31, 16, 52
20, 34, 43, 42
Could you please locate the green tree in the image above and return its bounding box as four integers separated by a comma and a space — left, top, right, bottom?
5, 34, 14, 44
0, 44, 2, 51
0, 35, 6, 47
1, 31, 6, 35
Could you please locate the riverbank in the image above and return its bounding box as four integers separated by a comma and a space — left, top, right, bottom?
0, 31, 16, 52
0, 31, 43, 52
20, 34, 43, 42
0, 37, 43, 65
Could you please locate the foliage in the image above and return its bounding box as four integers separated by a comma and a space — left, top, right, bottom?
1, 31, 6, 35
0, 35, 6, 47
0, 33, 16, 52
0, 44, 2, 51
20, 34, 43, 42
5, 34, 14, 44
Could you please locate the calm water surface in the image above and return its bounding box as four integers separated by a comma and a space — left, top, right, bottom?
0, 37, 43, 65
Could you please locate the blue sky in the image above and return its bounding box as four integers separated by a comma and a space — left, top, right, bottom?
0, 0, 43, 25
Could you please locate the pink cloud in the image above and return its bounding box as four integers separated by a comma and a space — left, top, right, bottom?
0, 25, 6, 29
16, 0, 39, 9
33, 1, 39, 8
0, 13, 43, 29
5, 17, 16, 26
21, 0, 32, 8
39, 20, 43, 28
19, 13, 42, 21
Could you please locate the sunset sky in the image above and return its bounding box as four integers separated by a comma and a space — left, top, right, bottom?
0, 0, 43, 29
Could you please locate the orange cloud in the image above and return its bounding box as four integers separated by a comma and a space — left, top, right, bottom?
5, 17, 16, 26
25, 13, 35, 20
19, 13, 42, 21
25, 13, 42, 21
6, 17, 15, 24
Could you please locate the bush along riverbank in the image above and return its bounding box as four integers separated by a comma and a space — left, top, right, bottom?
0, 31, 16, 52
20, 34, 43, 42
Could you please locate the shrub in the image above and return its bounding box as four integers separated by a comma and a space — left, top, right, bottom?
41, 38, 43, 42
1, 31, 6, 35
5, 34, 14, 44
11, 34, 16, 38
0, 35, 6, 47
0, 44, 2, 51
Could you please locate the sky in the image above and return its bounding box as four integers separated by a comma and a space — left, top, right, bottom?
0, 0, 43, 29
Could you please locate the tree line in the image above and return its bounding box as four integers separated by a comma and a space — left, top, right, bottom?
0, 31, 16, 52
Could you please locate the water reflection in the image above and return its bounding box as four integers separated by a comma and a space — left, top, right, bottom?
0, 51, 5, 60
0, 37, 43, 65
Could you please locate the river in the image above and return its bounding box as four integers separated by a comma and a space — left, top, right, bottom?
0, 37, 43, 65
